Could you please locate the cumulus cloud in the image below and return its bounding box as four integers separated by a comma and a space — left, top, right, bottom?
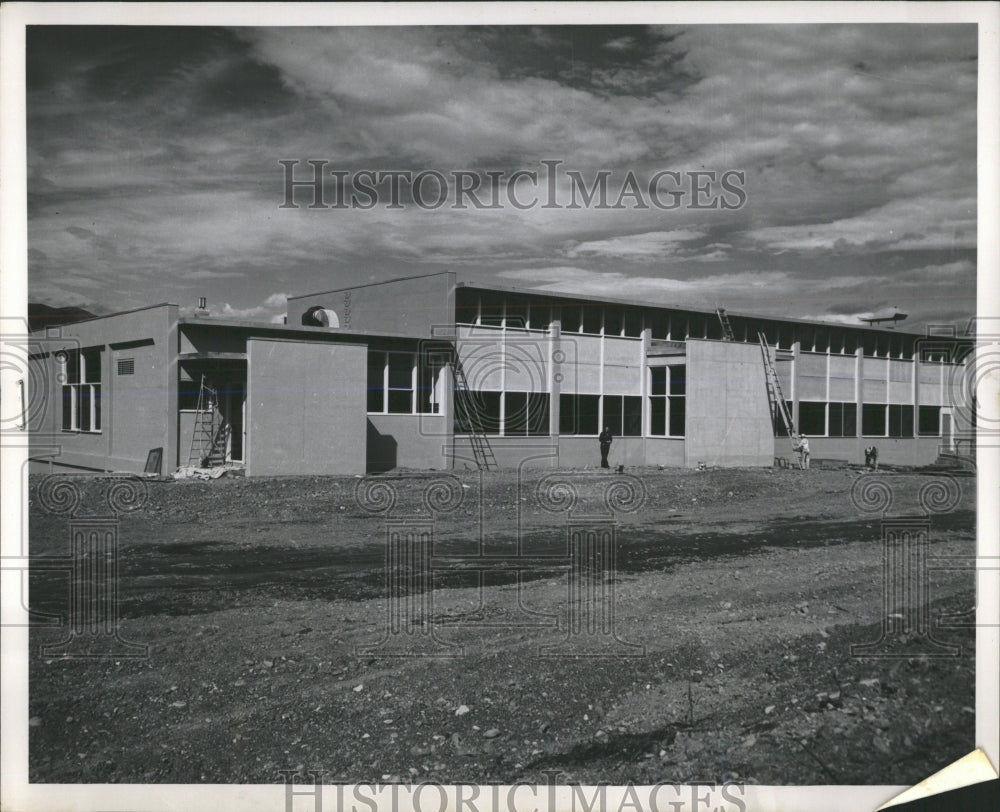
25, 23, 976, 327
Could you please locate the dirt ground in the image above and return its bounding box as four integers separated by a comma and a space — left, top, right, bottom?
27, 465, 976, 786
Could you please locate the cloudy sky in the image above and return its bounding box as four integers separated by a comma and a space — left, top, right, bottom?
26, 24, 977, 328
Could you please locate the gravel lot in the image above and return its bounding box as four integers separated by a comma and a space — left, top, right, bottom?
27, 465, 976, 785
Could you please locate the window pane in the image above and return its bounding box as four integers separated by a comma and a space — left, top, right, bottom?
387, 389, 412, 414
919, 405, 941, 436
622, 396, 642, 437
527, 393, 550, 436
799, 402, 826, 436
901, 405, 913, 438
561, 305, 581, 334
578, 394, 599, 435
92, 385, 101, 431
367, 355, 385, 412
559, 393, 578, 434
829, 402, 844, 437
417, 362, 438, 414
623, 309, 642, 338
603, 395, 623, 435
479, 291, 504, 326
668, 396, 685, 437
582, 303, 601, 334
387, 354, 412, 389
505, 299, 528, 330
83, 349, 101, 384
457, 391, 501, 434
62, 384, 73, 430
505, 391, 528, 436
843, 403, 857, 437
648, 311, 668, 340
650, 367, 667, 396
529, 302, 549, 331
604, 307, 623, 336
669, 365, 686, 397
862, 403, 886, 436
79, 385, 91, 432
650, 397, 666, 436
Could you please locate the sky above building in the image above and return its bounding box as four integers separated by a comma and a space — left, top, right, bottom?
26, 23, 977, 329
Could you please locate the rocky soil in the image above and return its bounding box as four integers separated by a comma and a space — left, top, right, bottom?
27, 465, 976, 786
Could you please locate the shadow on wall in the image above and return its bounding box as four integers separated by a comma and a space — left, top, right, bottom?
367, 420, 397, 474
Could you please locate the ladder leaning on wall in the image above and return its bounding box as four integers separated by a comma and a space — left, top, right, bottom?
187, 375, 228, 468
716, 307, 736, 341
756, 332, 798, 448
450, 357, 498, 471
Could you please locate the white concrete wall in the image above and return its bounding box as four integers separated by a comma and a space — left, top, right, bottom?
246, 338, 367, 476
684, 339, 775, 467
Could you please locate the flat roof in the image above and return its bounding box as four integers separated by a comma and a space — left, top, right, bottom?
177, 316, 426, 341
29, 302, 176, 332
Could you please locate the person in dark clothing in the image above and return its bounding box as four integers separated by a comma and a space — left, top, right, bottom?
599, 425, 612, 468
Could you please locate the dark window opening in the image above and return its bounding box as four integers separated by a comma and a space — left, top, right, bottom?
560, 393, 600, 435
918, 405, 941, 436
862, 403, 887, 436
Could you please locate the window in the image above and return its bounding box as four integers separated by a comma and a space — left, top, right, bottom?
418, 357, 443, 414
604, 307, 623, 337
528, 301, 549, 331
603, 395, 642, 437
648, 311, 668, 340
623, 309, 642, 338
505, 299, 528, 330
668, 365, 685, 437
798, 402, 826, 436
60, 348, 102, 432
367, 354, 385, 412
504, 392, 550, 436
828, 402, 857, 437
116, 357, 135, 376
479, 291, 503, 327
582, 303, 601, 334
648, 365, 685, 437
861, 403, 911, 437
888, 404, 914, 438
560, 393, 599, 435
862, 404, 886, 436
561, 304, 581, 334
918, 405, 941, 436
367, 351, 439, 414
387, 353, 414, 413
455, 390, 501, 434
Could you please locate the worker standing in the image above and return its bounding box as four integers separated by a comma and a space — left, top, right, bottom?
599, 425, 613, 469
794, 434, 811, 470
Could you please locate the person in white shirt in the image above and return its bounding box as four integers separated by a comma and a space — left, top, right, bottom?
794, 434, 811, 470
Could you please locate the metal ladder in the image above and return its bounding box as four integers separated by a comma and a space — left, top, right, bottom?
187, 376, 228, 467
757, 332, 796, 441
451, 357, 498, 471
716, 308, 736, 341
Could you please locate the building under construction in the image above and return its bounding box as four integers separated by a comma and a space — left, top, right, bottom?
27, 271, 974, 476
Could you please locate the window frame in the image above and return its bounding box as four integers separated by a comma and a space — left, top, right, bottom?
60, 348, 102, 433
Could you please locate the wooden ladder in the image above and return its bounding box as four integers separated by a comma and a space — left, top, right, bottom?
187, 376, 228, 467
757, 332, 797, 443
716, 308, 736, 341
451, 356, 498, 471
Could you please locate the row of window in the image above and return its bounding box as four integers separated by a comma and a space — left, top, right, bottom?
455, 293, 960, 360
794, 402, 943, 438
